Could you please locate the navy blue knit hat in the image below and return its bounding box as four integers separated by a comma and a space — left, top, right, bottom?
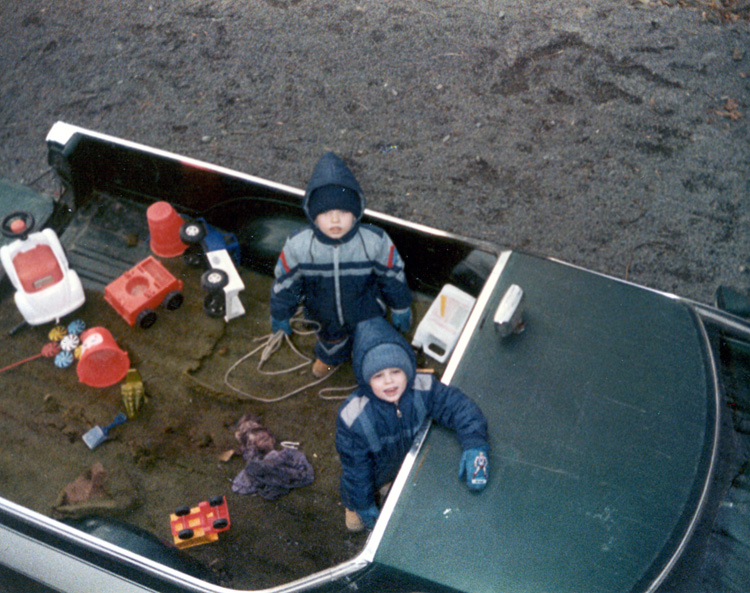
361, 343, 415, 385
308, 184, 362, 220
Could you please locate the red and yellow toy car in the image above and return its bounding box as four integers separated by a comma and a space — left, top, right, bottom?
169, 495, 230, 549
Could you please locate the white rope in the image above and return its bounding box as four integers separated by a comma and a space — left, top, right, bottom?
223, 311, 353, 402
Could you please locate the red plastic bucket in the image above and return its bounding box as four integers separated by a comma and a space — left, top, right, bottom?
77, 327, 130, 388
147, 201, 187, 258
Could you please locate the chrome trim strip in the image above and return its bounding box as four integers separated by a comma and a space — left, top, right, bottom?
0, 492, 372, 593
45, 122, 502, 255
442, 250, 512, 385
46, 122, 305, 199
357, 419, 432, 562
644, 308, 722, 592
356, 251, 512, 561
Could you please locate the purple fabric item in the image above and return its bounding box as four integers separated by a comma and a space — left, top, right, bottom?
232, 448, 315, 500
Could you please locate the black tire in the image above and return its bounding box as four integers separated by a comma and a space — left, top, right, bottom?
209, 495, 224, 507
1, 211, 35, 239
137, 309, 157, 329
201, 269, 228, 292
179, 221, 206, 245
213, 518, 228, 530
178, 528, 194, 540
203, 292, 225, 318
182, 246, 205, 268
174, 505, 191, 517
163, 291, 183, 311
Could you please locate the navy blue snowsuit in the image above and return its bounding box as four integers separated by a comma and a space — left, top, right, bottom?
270, 152, 412, 365
336, 317, 489, 514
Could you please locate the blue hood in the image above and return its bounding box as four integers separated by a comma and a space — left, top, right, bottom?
352, 317, 417, 387
303, 152, 365, 233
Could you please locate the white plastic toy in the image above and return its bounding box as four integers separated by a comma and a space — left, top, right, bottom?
0, 212, 85, 326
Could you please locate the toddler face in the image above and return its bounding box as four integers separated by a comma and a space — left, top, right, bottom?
369, 367, 407, 404
315, 209, 355, 239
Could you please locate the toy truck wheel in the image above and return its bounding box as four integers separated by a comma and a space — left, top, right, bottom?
209, 495, 224, 506
137, 309, 157, 329
179, 221, 206, 245
174, 505, 191, 516
178, 528, 194, 540
201, 269, 228, 292
213, 518, 229, 530
182, 246, 205, 268
163, 291, 184, 311
1, 211, 35, 239
203, 292, 226, 318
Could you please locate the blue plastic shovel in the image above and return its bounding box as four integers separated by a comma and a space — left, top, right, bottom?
82, 413, 127, 450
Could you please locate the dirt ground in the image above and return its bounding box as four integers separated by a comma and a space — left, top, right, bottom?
0, 0, 749, 589
0, 255, 390, 589
0, 0, 748, 306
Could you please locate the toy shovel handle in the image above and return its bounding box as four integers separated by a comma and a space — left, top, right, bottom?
104, 412, 128, 434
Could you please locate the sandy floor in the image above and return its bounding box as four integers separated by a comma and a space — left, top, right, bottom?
0, 259, 375, 589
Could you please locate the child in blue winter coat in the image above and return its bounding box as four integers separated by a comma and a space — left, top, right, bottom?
336, 316, 489, 532
270, 152, 413, 378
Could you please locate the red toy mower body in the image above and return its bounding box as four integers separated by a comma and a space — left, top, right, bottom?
104, 256, 184, 328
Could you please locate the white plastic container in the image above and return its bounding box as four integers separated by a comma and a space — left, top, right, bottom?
412, 284, 476, 363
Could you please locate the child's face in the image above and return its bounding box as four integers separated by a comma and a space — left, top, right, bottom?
369, 367, 408, 404
315, 209, 355, 239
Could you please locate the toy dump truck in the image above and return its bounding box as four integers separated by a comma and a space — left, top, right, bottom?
104, 256, 184, 328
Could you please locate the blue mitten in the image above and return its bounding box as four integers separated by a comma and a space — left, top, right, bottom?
459, 447, 489, 492
358, 505, 380, 530
391, 308, 412, 333
271, 316, 292, 336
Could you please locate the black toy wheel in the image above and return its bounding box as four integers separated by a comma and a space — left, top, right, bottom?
209, 495, 224, 507
137, 309, 157, 329
174, 505, 191, 517
182, 245, 205, 268
1, 211, 35, 239
178, 528, 194, 540
163, 291, 184, 311
179, 221, 206, 245
201, 269, 228, 292
213, 518, 229, 530
203, 292, 226, 318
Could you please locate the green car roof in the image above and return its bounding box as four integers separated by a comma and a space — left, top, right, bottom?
376, 252, 717, 593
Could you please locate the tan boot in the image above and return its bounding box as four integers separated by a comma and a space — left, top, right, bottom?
345, 508, 364, 533
312, 358, 335, 378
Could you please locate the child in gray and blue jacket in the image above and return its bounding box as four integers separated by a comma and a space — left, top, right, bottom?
270, 152, 412, 377
336, 316, 489, 532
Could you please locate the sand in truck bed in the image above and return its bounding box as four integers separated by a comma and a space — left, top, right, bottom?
0, 256, 427, 589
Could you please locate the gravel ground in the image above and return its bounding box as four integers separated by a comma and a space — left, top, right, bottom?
0, 0, 748, 302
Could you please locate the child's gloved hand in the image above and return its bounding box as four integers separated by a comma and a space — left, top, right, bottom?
391, 308, 412, 333
358, 505, 380, 530
271, 316, 292, 335
458, 447, 489, 492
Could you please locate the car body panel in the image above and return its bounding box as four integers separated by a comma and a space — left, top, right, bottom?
374, 251, 718, 592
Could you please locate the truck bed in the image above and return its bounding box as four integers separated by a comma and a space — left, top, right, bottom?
0, 188, 420, 589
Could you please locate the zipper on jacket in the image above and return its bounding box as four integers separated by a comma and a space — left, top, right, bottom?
333, 246, 345, 325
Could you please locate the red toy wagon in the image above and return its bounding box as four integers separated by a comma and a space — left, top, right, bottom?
104, 256, 184, 328
170, 495, 230, 549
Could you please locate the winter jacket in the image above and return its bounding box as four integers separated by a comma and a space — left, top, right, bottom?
336, 317, 488, 512
270, 152, 411, 336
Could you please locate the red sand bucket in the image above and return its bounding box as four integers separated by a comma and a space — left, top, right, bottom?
147, 201, 187, 258
77, 327, 130, 388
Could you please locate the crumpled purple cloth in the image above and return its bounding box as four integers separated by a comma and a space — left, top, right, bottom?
232, 447, 314, 500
